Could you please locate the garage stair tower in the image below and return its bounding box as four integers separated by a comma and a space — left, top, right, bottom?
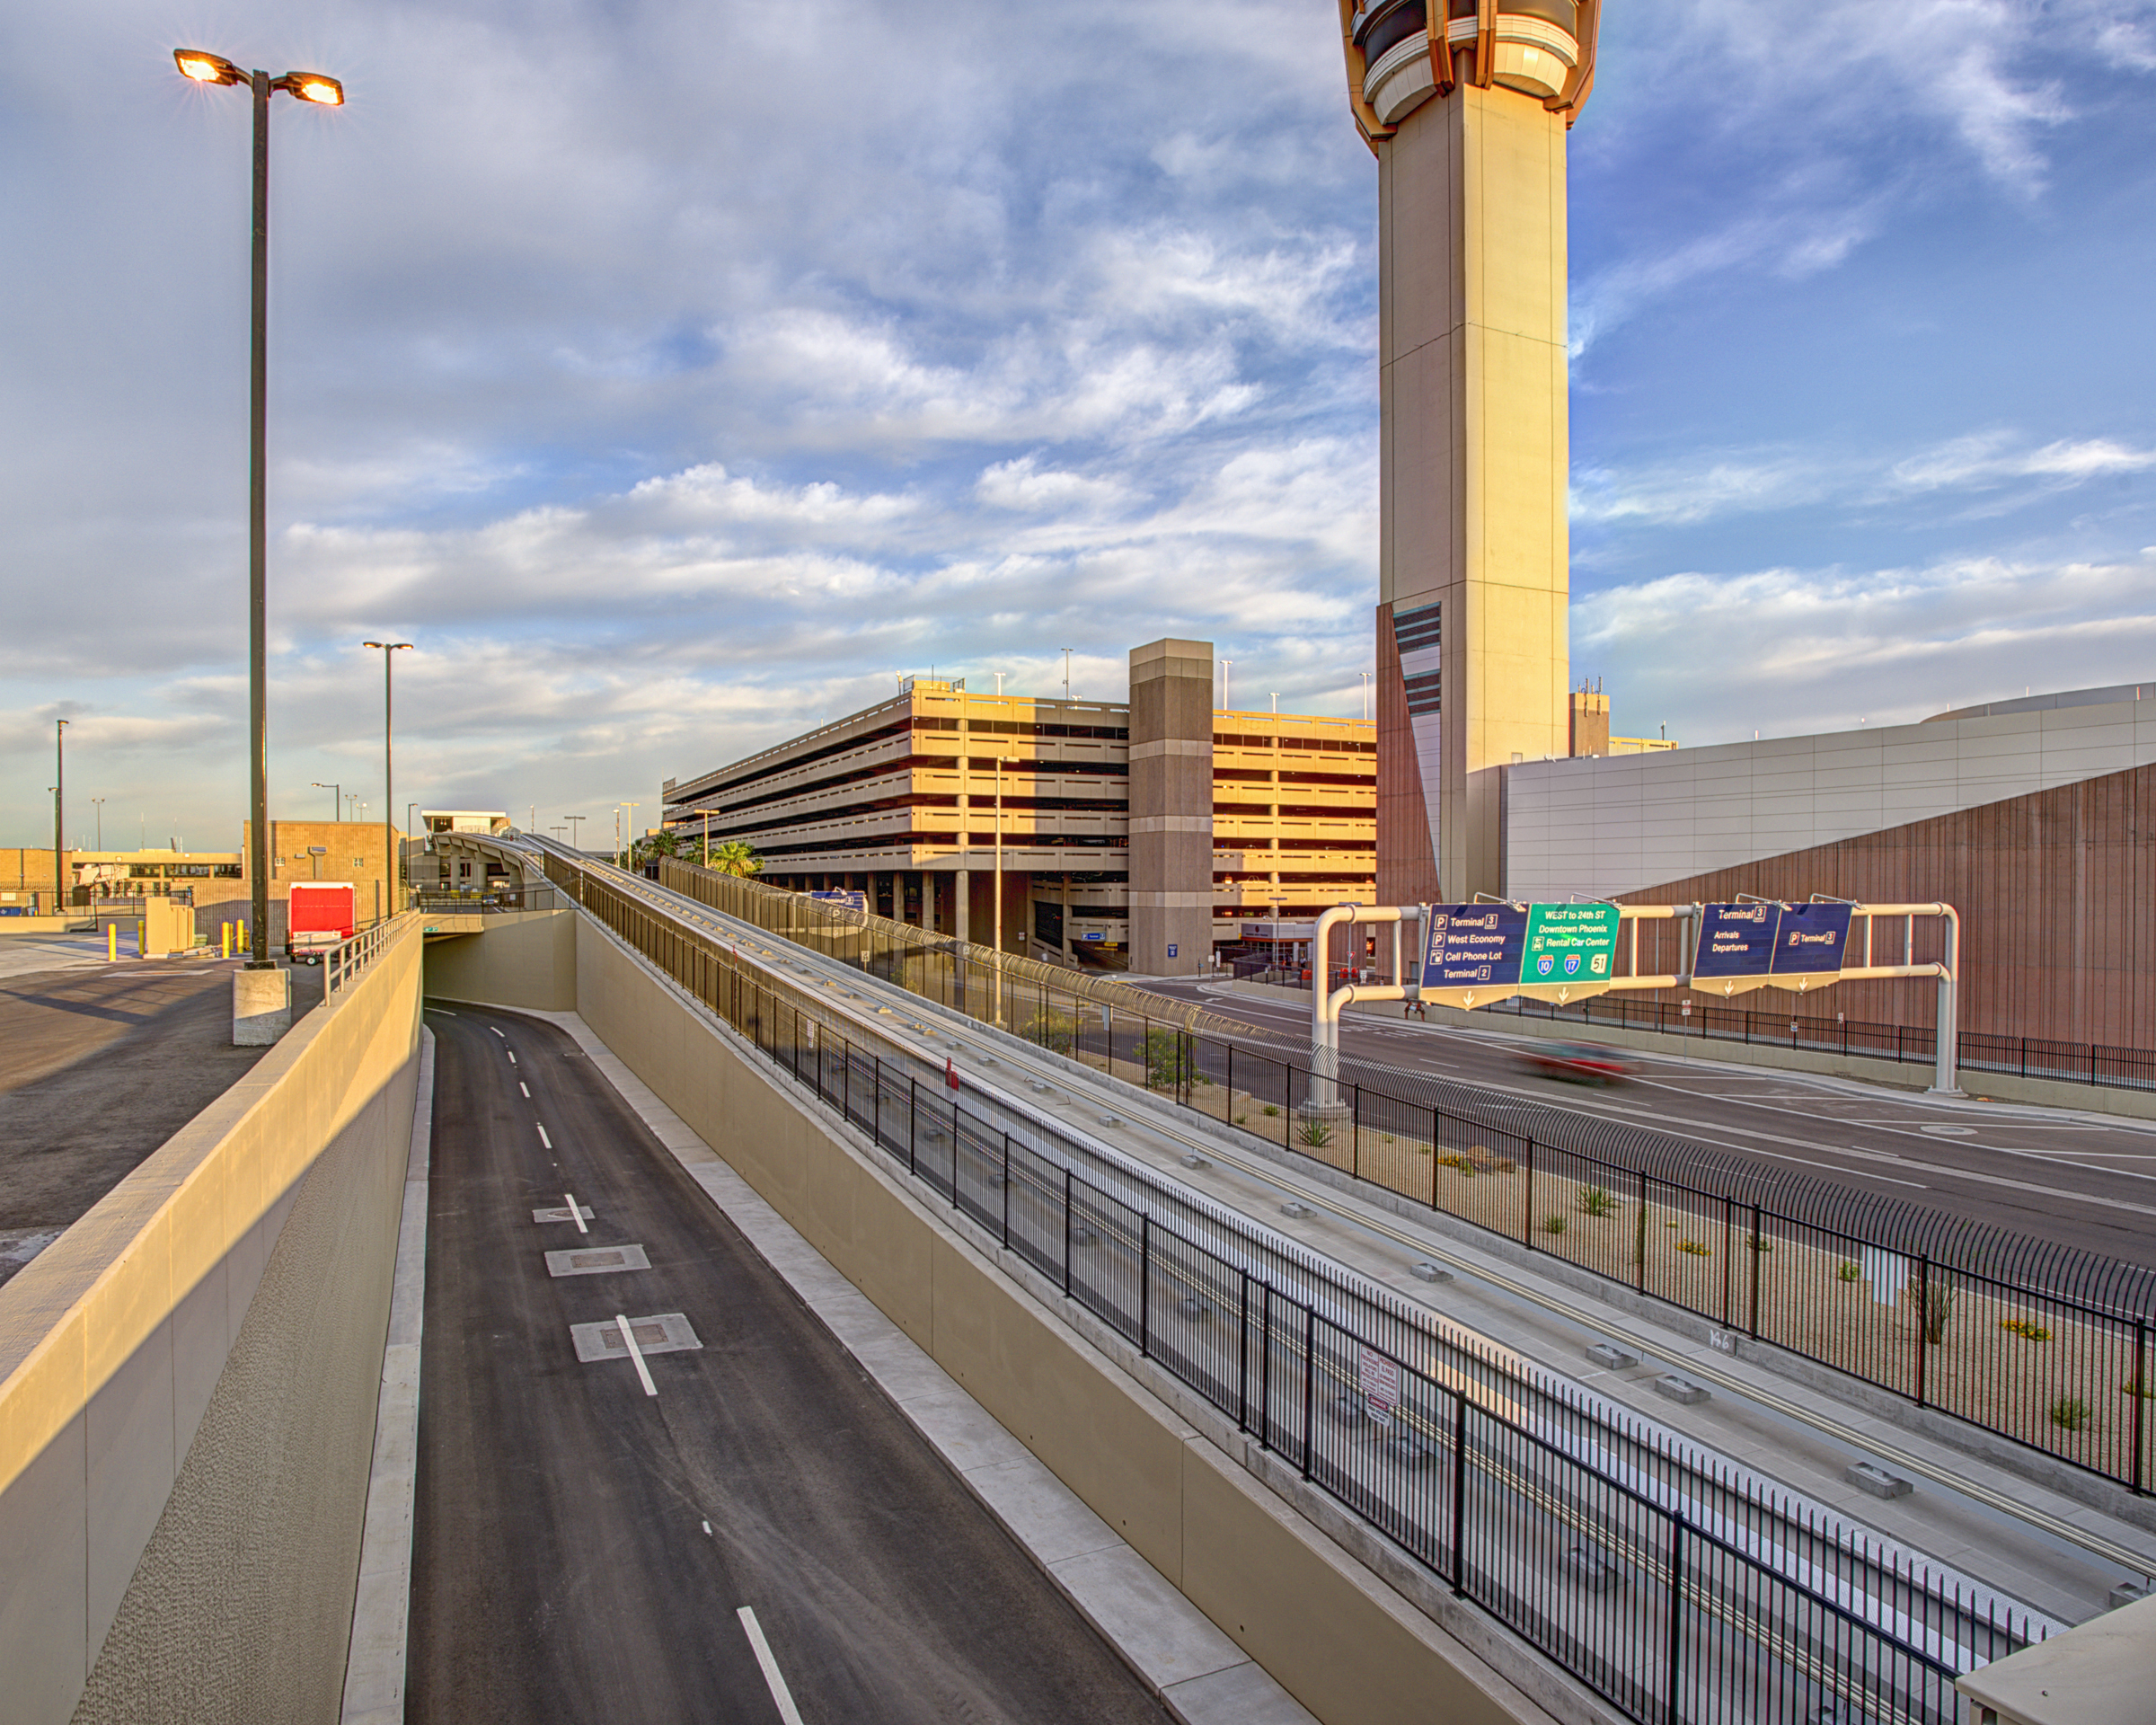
1341, 0, 1599, 903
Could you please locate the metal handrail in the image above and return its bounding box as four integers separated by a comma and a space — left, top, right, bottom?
324, 911, 416, 1003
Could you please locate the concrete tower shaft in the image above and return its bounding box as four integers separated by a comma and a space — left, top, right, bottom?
1341, 0, 1598, 905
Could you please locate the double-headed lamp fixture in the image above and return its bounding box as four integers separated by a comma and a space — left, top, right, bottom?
173, 49, 343, 106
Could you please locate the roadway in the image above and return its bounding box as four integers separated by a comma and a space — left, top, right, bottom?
0, 952, 323, 1285
409, 1003, 1171, 1725
1135, 976, 2156, 1273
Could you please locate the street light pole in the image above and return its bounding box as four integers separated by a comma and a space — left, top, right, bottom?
565, 814, 585, 853
363, 641, 412, 924
92, 798, 105, 852
54, 719, 67, 917
313, 781, 340, 823
172, 49, 343, 985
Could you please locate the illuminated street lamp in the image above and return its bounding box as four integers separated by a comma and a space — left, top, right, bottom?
172, 49, 344, 1009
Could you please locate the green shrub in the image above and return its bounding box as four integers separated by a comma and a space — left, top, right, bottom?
1262, 1103, 1279, 1117
1577, 1187, 1615, 1217
1837, 1261, 1861, 1282
1295, 1119, 1334, 1148
2051, 1396, 2093, 1432
1541, 1213, 1567, 1236
1674, 1239, 1710, 1257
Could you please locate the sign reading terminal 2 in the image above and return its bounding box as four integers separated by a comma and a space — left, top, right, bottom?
1420, 902, 1618, 1010
1692, 901, 1851, 997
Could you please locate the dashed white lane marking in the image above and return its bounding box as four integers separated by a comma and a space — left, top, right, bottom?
564, 1191, 588, 1234
519, 1081, 531, 1098
737, 1607, 806, 1725
535, 1122, 552, 1150
616, 1314, 659, 1397
490, 1026, 504, 1039
508, 1050, 517, 1066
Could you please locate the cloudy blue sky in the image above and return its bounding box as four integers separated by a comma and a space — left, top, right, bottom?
4, 0, 2153, 848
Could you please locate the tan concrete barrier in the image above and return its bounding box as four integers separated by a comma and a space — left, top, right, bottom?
0, 924, 424, 1725
420, 908, 577, 1012
568, 915, 1565, 1725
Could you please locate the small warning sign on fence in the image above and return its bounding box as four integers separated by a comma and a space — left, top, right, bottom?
1359, 1345, 1399, 1425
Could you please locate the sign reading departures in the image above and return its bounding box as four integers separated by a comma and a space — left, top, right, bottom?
1422, 898, 1853, 1010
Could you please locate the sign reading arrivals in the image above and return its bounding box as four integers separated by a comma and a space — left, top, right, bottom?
1420, 901, 1618, 1009
1692, 902, 1852, 995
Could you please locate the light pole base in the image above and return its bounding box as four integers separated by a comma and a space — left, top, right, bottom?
1924, 1087, 1967, 1099
233, 967, 292, 1047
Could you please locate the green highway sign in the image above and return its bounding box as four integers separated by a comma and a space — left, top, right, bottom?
1517, 902, 1618, 1003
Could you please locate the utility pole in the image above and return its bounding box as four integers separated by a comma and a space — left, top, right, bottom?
54, 719, 68, 917
1061, 648, 1074, 702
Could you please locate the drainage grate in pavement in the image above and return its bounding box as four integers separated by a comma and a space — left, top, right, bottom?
570, 1312, 702, 1362
544, 1243, 651, 1277
532, 1204, 596, 1224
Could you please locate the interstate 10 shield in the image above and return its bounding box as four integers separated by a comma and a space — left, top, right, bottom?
1514, 902, 1620, 1005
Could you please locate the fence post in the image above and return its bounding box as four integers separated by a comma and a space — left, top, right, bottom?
1523, 1139, 1535, 1249
1664, 1516, 1686, 1725
1002, 1133, 1012, 1248
949, 1095, 961, 1212
1432, 1108, 1443, 1208
1747, 1204, 1763, 1338
1636, 1170, 1649, 1293
1720, 1197, 1733, 1327
1139, 1215, 1152, 1358
1302, 1303, 1317, 1482
1063, 1166, 1074, 1298
1238, 1269, 1250, 1432
2135, 1320, 2149, 1497
907, 1077, 918, 1176
1450, 1393, 1469, 1597
1352, 1084, 1362, 1180
1259, 1281, 1273, 1452
1915, 1256, 1931, 1409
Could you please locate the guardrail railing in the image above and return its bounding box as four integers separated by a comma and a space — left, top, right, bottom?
542, 848, 2046, 1725
324, 912, 415, 1003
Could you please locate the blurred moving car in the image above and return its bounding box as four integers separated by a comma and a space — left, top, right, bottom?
1514, 1041, 1636, 1086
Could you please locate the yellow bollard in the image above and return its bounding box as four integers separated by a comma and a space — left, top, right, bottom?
108, 923, 117, 962
136, 918, 146, 959
222, 922, 232, 960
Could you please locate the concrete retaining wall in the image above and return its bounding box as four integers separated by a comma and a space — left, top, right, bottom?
0, 928, 424, 1725
420, 909, 577, 1012
568, 915, 1558, 1725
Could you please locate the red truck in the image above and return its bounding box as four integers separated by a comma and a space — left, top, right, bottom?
287, 880, 357, 964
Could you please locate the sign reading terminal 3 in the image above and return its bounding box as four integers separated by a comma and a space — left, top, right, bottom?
1419, 901, 1856, 1011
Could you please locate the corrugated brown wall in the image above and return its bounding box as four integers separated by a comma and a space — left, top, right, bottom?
1609, 763, 2156, 1048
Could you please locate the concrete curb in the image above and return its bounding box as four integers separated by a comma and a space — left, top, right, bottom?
532, 1005, 1322, 1725
338, 1024, 435, 1725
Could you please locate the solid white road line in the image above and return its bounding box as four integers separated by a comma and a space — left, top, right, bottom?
564, 1191, 588, 1234
736, 1607, 806, 1725
616, 1314, 658, 1397
536, 1123, 552, 1151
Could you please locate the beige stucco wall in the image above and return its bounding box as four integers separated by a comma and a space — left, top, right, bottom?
0, 924, 423, 1725
567, 914, 1556, 1724
421, 909, 578, 1012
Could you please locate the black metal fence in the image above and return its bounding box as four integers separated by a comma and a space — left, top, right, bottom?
549, 853, 2040, 1725
630, 854, 2156, 1498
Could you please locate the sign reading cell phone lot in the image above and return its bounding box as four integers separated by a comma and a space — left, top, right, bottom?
1420, 903, 1529, 1009
1516, 902, 1619, 1004
1420, 901, 1618, 1008
1691, 902, 1851, 995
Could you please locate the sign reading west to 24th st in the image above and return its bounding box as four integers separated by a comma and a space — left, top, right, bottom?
1516, 902, 1619, 1003
1420, 901, 1618, 1008
1691, 902, 1852, 995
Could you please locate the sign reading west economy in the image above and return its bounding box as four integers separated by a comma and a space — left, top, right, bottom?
1419, 901, 1619, 1008
1690, 902, 1852, 995
808, 889, 869, 916
1515, 902, 1620, 1004
1419, 903, 1529, 1009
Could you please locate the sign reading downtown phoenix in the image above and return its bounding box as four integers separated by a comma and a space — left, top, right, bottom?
1419, 903, 1529, 1009
1691, 902, 1852, 995
1516, 902, 1620, 1004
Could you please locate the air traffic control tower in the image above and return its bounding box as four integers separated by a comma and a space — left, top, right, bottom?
1340, 0, 1600, 903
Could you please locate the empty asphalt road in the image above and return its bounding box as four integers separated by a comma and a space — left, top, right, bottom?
411, 1003, 1169, 1725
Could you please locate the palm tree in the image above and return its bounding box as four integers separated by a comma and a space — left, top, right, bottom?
710, 839, 763, 879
